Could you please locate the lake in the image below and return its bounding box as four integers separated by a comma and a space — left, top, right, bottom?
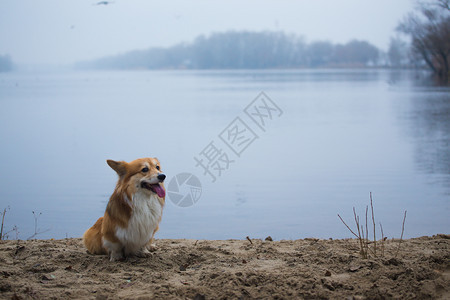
0, 69, 448, 240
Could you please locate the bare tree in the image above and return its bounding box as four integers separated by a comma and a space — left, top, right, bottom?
436, 0, 449, 10
397, 0, 450, 82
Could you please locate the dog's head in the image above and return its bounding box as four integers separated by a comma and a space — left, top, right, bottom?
107, 158, 166, 198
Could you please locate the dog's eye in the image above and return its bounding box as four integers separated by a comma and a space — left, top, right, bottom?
142, 167, 149, 173
156, 166, 160, 170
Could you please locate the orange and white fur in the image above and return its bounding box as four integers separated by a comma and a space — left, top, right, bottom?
83, 158, 166, 261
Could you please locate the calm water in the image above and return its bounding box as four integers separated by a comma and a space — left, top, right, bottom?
0, 69, 448, 240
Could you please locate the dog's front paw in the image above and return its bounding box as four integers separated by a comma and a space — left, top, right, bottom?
133, 248, 152, 258
109, 251, 125, 262
147, 243, 158, 252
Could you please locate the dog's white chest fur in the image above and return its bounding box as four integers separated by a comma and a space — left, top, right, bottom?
115, 191, 162, 253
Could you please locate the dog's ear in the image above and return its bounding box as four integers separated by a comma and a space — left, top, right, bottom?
107, 159, 127, 177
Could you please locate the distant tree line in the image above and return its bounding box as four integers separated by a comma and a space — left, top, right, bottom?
0, 55, 13, 72
77, 31, 383, 70
78, 0, 450, 84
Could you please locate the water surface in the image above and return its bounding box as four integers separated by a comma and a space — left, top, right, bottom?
0, 69, 448, 240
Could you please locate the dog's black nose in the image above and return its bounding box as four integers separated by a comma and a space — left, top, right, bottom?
157, 174, 166, 182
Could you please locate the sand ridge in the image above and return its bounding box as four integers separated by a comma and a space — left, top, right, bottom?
0, 235, 449, 299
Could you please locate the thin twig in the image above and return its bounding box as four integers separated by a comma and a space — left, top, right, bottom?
354, 208, 366, 258
395, 210, 407, 258
1, 208, 7, 240
2, 225, 19, 241
337, 214, 358, 238
365, 205, 369, 257
360, 225, 365, 257
380, 223, 385, 257
246, 236, 253, 245
26, 211, 50, 240
370, 192, 377, 257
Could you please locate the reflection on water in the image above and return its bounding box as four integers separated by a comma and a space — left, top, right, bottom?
0, 69, 448, 240
387, 70, 450, 191
408, 93, 450, 187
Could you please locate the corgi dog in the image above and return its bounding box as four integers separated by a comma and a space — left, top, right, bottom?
83, 158, 166, 261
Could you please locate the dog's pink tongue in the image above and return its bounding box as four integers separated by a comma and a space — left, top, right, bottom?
154, 185, 165, 198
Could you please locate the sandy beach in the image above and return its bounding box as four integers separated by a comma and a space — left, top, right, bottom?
0, 235, 449, 299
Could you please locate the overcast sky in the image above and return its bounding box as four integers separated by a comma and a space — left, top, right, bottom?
0, 0, 414, 65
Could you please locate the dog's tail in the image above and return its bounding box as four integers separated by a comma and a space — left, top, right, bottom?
83, 217, 107, 254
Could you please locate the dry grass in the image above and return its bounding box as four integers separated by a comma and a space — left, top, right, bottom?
0, 206, 15, 240
1, 208, 49, 240
338, 192, 407, 259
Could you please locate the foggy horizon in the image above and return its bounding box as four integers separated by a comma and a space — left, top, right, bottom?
0, 0, 414, 66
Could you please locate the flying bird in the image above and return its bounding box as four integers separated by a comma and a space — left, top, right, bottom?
95, 1, 114, 5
